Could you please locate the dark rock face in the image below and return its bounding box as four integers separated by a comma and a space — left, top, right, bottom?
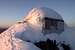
34, 39, 59, 50
61, 43, 71, 50
34, 39, 71, 50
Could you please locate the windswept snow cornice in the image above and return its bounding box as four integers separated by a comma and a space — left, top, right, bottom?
24, 7, 63, 21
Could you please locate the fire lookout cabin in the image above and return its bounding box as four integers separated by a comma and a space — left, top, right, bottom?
42, 17, 64, 34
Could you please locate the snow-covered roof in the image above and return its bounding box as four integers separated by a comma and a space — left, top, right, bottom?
24, 7, 63, 21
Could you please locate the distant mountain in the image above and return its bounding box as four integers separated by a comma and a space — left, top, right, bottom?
0, 27, 8, 33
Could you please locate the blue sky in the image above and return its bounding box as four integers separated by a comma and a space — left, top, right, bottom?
0, 0, 75, 27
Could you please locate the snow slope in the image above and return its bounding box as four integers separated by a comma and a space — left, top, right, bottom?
0, 7, 75, 50
0, 23, 41, 50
